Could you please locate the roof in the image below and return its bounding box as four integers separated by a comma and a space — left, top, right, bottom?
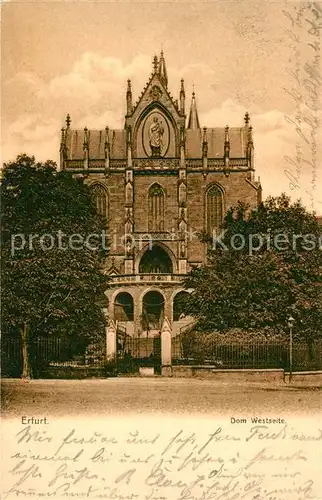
186, 127, 247, 158
65, 129, 126, 160
64, 126, 247, 160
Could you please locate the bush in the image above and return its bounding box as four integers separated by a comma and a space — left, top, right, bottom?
181, 328, 289, 362
103, 359, 118, 377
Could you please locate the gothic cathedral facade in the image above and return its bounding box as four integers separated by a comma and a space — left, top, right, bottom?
60, 52, 261, 337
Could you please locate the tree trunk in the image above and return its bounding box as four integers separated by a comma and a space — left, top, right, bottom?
21, 322, 31, 379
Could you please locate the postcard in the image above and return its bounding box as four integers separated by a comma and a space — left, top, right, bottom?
1, 1, 322, 499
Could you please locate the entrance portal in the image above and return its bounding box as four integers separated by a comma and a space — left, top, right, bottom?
139, 245, 173, 274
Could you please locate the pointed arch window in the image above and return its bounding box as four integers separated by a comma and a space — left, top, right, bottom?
148, 183, 165, 232
206, 184, 224, 234
90, 184, 108, 219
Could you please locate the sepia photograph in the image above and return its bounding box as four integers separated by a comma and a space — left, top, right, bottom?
1, 0, 322, 499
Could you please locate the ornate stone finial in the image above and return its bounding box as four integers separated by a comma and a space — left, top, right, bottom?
153, 55, 159, 73
126, 79, 132, 115
66, 114, 71, 128
203, 127, 207, 143
83, 127, 88, 149
158, 50, 168, 87
224, 125, 230, 144
244, 111, 250, 126
202, 127, 208, 161
180, 79, 185, 115
248, 125, 253, 145
224, 126, 230, 168
246, 125, 254, 166
60, 128, 66, 155
104, 126, 109, 149
104, 127, 110, 173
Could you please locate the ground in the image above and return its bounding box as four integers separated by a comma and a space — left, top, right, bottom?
2, 378, 321, 417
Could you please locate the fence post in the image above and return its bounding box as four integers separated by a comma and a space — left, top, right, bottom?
161, 317, 172, 376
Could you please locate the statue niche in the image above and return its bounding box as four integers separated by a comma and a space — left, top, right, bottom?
141, 112, 170, 158
149, 116, 164, 157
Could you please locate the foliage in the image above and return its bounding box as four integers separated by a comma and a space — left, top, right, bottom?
1, 155, 110, 375
182, 194, 322, 344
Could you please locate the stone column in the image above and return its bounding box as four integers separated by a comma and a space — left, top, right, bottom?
106, 319, 117, 361
161, 317, 172, 376
133, 290, 142, 337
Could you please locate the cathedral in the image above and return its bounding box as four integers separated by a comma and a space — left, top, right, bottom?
59, 51, 261, 339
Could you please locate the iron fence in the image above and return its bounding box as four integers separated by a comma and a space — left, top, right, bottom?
2, 335, 322, 377
1, 336, 106, 377
1, 334, 161, 377
171, 336, 322, 371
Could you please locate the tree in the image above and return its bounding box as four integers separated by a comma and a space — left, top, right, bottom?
1, 155, 109, 377
182, 194, 322, 343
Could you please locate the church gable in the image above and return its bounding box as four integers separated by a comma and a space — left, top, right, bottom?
127, 54, 184, 159
60, 51, 256, 174
130, 73, 181, 125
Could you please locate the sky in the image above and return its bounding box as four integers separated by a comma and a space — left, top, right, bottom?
2, 0, 322, 214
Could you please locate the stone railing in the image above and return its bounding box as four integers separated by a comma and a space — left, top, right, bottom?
109, 273, 184, 285
133, 158, 179, 170
64, 157, 249, 172
133, 232, 180, 241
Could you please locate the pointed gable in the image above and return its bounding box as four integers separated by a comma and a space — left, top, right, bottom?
127, 53, 185, 159
131, 73, 180, 121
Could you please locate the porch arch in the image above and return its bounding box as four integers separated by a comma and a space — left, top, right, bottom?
135, 242, 177, 274
141, 290, 165, 332
114, 292, 134, 322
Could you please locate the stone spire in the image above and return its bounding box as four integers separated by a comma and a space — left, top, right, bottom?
59, 127, 66, 169
83, 127, 89, 169
153, 55, 159, 74
180, 79, 185, 115
104, 126, 110, 173
60, 127, 65, 151
187, 92, 200, 129
158, 50, 168, 87
224, 125, 230, 169
246, 125, 254, 168
126, 79, 132, 115
224, 125, 230, 154
66, 114, 71, 128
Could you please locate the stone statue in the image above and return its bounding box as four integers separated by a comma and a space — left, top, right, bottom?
149, 116, 164, 156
